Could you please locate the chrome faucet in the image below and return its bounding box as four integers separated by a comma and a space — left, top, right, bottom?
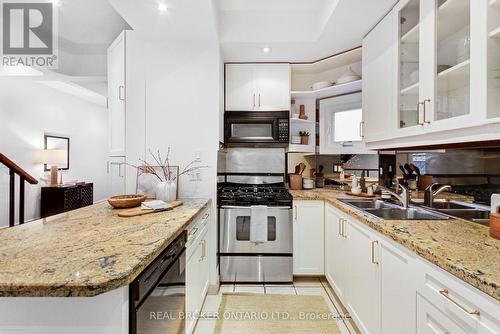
375, 184, 411, 208
424, 183, 451, 207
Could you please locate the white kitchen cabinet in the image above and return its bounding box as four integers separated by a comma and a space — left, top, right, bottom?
319, 92, 375, 155
417, 294, 469, 334
324, 204, 351, 301
107, 30, 146, 193
346, 218, 381, 334
107, 32, 126, 157
107, 156, 126, 196
225, 63, 290, 111
186, 209, 210, 334
292, 200, 324, 275
363, 0, 500, 149
362, 10, 395, 143
379, 240, 416, 334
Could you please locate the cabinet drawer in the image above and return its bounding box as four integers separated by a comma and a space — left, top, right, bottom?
417, 294, 468, 334
415, 259, 500, 334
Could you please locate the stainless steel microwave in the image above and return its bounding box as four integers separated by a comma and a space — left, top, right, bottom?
224, 111, 289, 147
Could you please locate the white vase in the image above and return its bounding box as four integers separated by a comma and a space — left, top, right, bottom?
155, 181, 177, 202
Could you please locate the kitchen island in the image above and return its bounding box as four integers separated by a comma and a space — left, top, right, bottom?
0, 198, 210, 333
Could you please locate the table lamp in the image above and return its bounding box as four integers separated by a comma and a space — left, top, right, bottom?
41, 149, 67, 185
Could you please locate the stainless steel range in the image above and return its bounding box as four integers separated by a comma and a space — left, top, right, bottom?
218, 173, 293, 283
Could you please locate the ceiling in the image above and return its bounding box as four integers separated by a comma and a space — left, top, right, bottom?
215, 0, 399, 62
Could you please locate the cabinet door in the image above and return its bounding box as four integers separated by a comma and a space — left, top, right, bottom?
424, 0, 476, 132
254, 64, 291, 111
107, 32, 126, 156
319, 92, 374, 155
346, 220, 381, 334
108, 157, 125, 196
362, 9, 395, 143
380, 241, 416, 334
225, 64, 256, 111
325, 204, 348, 300
293, 201, 324, 275
394, 0, 428, 136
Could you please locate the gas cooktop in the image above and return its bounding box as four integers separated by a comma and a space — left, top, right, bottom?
218, 183, 293, 207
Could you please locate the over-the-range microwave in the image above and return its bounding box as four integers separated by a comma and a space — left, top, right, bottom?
224, 110, 289, 147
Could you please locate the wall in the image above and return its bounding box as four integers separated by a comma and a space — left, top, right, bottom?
0, 81, 109, 227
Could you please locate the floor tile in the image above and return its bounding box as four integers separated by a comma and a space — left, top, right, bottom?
234, 284, 265, 293
293, 276, 322, 286
264, 285, 297, 295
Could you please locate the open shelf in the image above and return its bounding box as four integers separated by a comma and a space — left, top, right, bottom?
437, 59, 470, 92
290, 118, 314, 124
490, 26, 500, 39
401, 82, 419, 95
291, 79, 362, 99
287, 144, 316, 154
401, 25, 419, 44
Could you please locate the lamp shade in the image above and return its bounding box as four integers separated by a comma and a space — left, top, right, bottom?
41, 149, 67, 165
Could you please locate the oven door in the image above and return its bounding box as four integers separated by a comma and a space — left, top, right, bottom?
219, 206, 292, 254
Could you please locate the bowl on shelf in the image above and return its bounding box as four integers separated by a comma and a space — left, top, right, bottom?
336, 66, 361, 85
108, 194, 147, 209
310, 81, 333, 91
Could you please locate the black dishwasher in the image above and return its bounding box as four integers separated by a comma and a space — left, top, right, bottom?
129, 231, 186, 334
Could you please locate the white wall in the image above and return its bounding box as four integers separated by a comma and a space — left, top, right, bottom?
0, 81, 109, 227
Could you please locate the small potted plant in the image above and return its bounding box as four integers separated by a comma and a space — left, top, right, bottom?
299, 131, 310, 145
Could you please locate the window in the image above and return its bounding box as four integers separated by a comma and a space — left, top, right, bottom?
235, 216, 276, 241
333, 108, 363, 142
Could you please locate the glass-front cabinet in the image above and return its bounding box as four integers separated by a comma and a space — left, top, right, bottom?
489, 0, 500, 120
395, 0, 476, 134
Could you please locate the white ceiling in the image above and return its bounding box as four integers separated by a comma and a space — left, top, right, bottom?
216, 0, 399, 62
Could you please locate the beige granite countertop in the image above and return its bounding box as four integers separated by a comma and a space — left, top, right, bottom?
0, 199, 210, 297
291, 189, 500, 302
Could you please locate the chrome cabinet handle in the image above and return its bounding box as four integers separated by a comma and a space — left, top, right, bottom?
258, 93, 261, 107
118, 85, 125, 101
294, 205, 297, 220
417, 101, 425, 125
340, 218, 347, 238
439, 289, 480, 316
107, 161, 110, 174
338, 218, 342, 236
189, 226, 199, 236
423, 98, 431, 124
200, 240, 206, 261
253, 94, 256, 108
359, 121, 364, 138
371, 240, 379, 264
118, 163, 124, 178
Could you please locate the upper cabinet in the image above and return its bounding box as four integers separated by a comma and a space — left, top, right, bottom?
225, 63, 291, 111
363, 0, 500, 149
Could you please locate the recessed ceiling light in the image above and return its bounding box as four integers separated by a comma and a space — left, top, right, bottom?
261, 47, 271, 53
158, 2, 168, 12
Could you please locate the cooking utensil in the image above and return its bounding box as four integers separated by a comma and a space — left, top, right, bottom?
108, 194, 146, 209
298, 163, 306, 175
310, 168, 316, 178
399, 165, 407, 175
295, 164, 301, 174
118, 200, 183, 217
409, 163, 421, 176
404, 163, 413, 175
318, 165, 324, 175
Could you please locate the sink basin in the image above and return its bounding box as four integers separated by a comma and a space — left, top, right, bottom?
364, 208, 450, 220
340, 199, 398, 210
340, 199, 449, 220
412, 199, 474, 210
437, 209, 490, 223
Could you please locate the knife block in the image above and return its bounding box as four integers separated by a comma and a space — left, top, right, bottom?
289, 174, 303, 190
491, 213, 500, 240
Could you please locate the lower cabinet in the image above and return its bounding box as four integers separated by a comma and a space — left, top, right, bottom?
293, 200, 324, 275
323, 201, 500, 334
185, 210, 210, 334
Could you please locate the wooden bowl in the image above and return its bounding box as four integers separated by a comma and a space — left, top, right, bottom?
107, 194, 146, 209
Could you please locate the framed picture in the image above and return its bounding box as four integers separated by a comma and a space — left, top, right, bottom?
44, 135, 70, 171
136, 165, 179, 199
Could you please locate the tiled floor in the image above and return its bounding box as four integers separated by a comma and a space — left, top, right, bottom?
194, 277, 358, 334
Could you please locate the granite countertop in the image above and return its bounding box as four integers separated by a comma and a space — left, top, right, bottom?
0, 199, 210, 297
291, 188, 500, 302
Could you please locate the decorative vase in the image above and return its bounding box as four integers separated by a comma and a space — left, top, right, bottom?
299, 105, 308, 120
155, 181, 177, 202
300, 136, 309, 145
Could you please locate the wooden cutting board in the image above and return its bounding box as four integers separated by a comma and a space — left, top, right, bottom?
118, 200, 183, 217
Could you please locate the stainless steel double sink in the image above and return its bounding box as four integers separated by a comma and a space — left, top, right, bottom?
340, 198, 490, 223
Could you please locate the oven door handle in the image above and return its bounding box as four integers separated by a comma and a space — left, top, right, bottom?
220, 205, 292, 210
